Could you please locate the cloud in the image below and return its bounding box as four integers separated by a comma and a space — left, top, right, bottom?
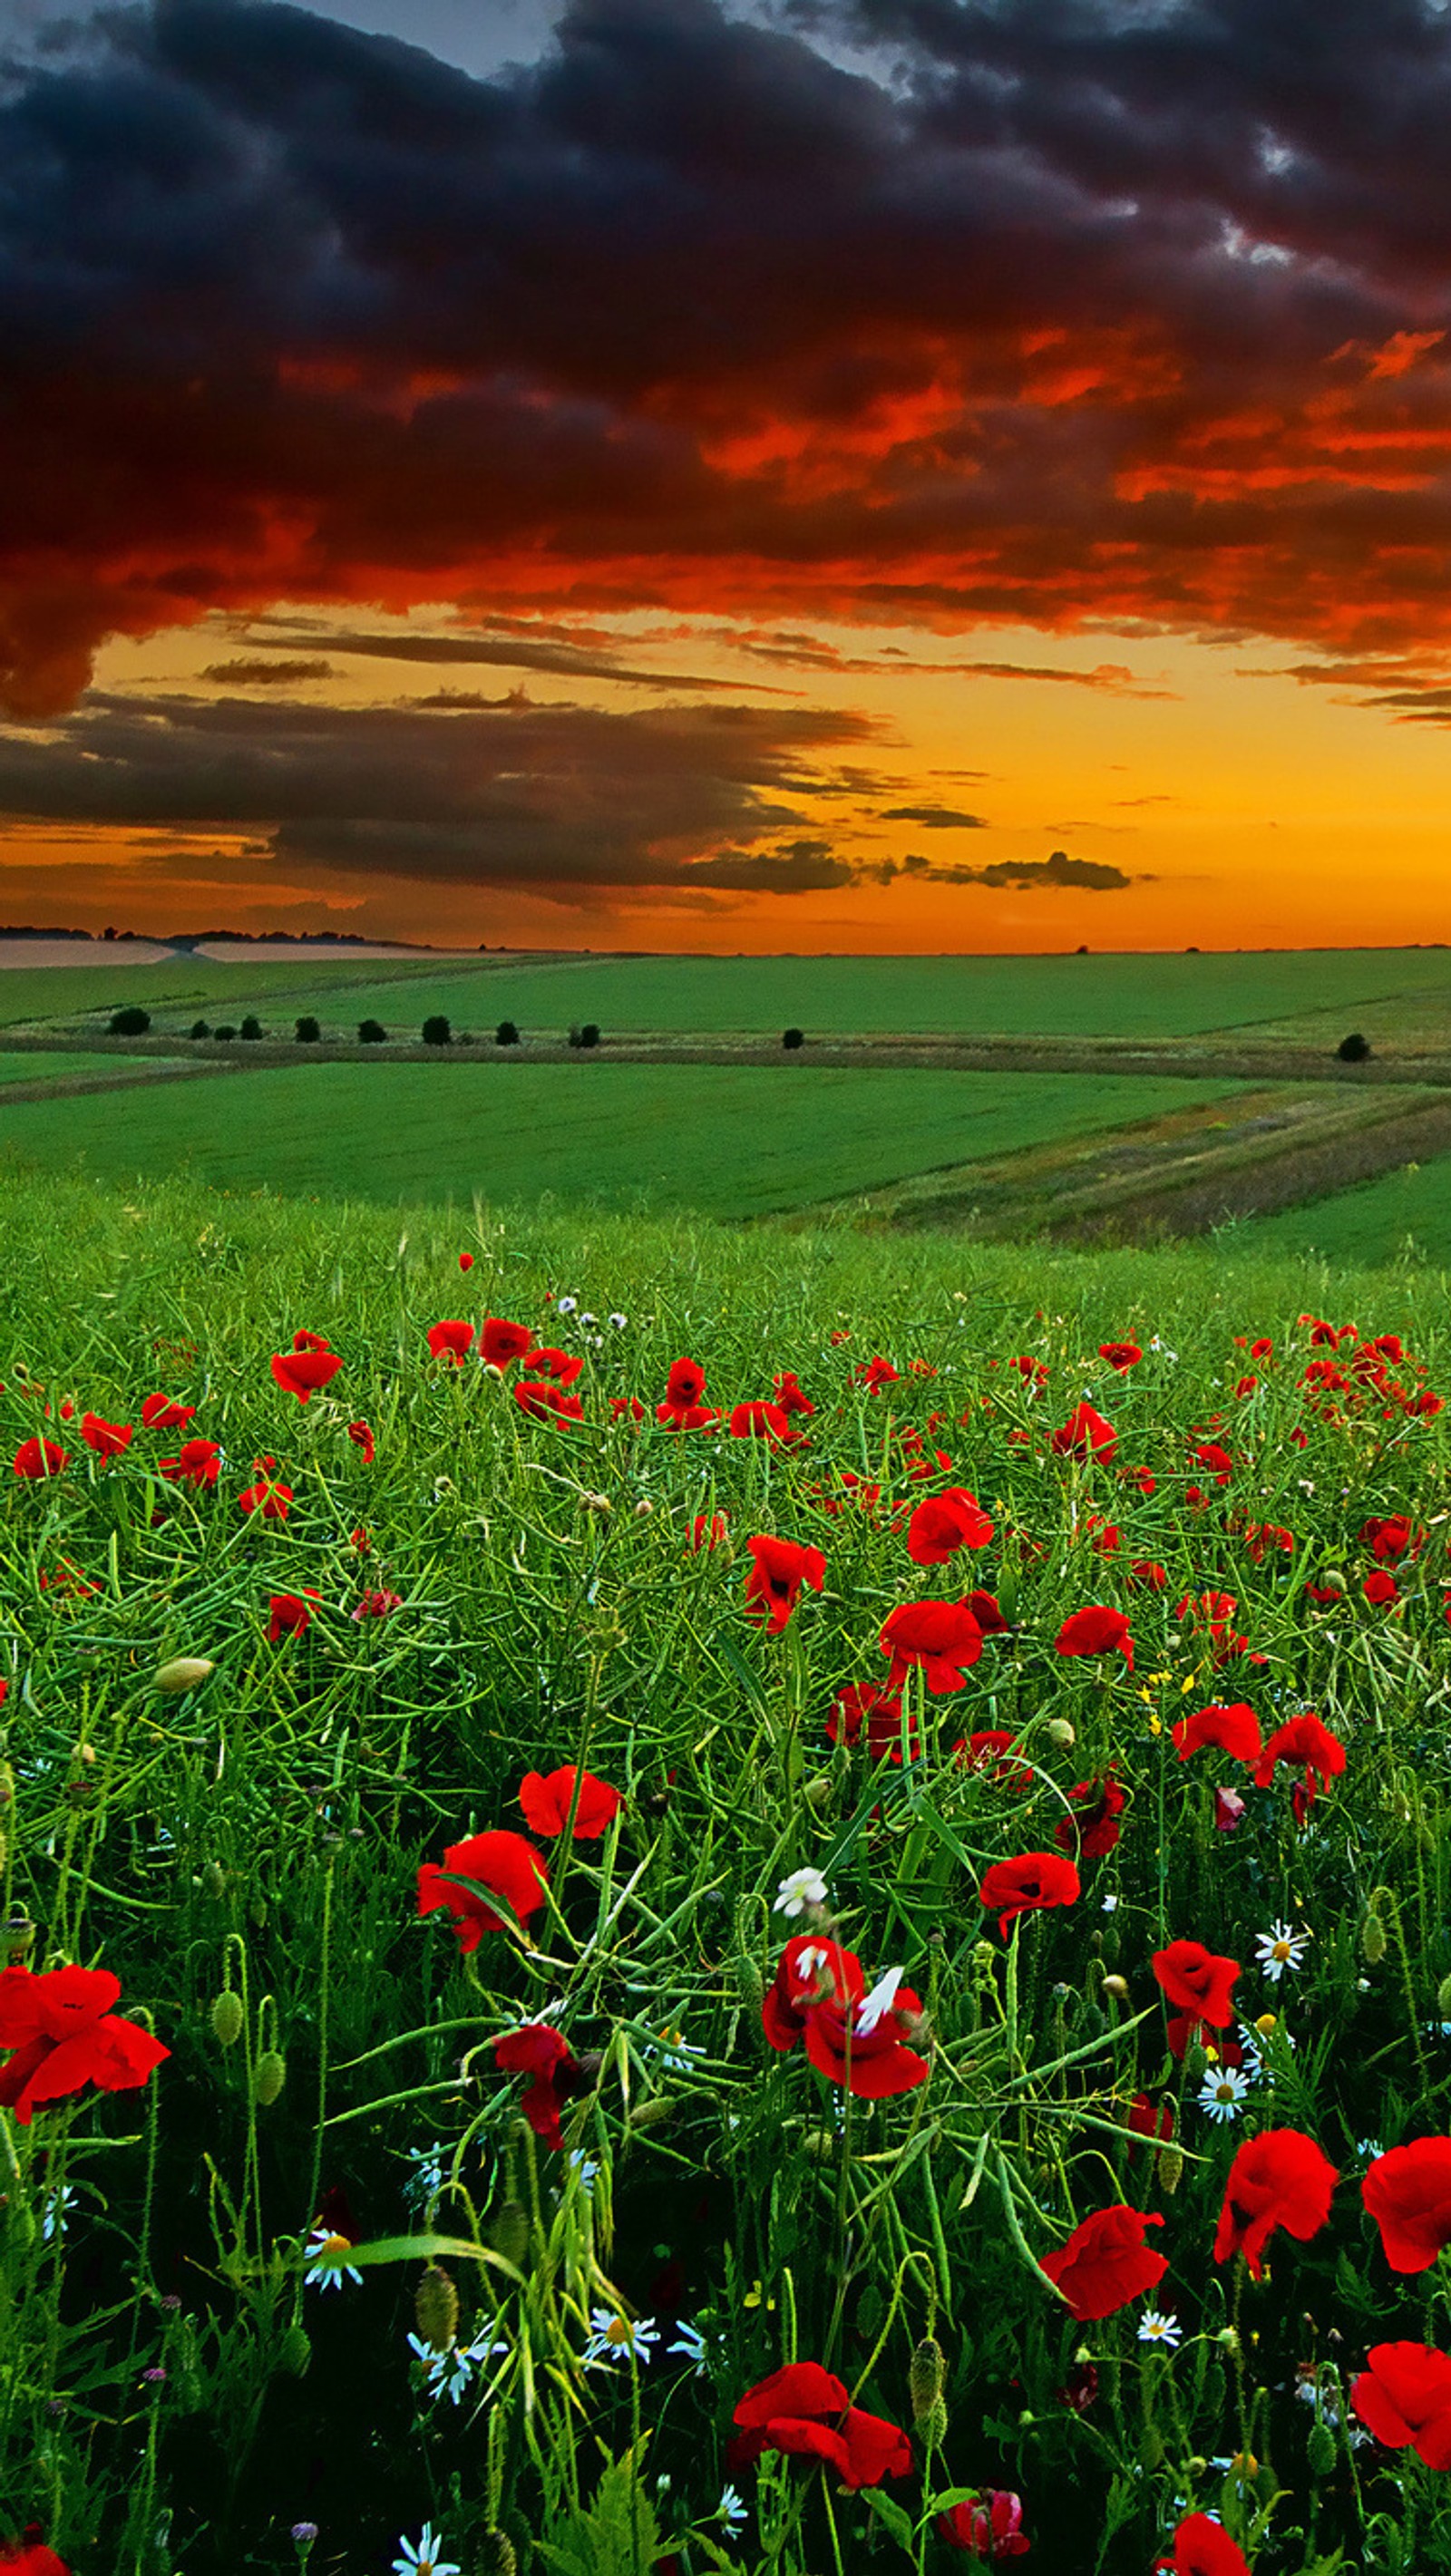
877, 802, 988, 826
872, 846, 1139, 889
5, 0, 1451, 719
250, 619, 801, 695
200, 657, 335, 685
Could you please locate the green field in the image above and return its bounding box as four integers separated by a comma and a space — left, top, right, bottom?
0, 1049, 165, 1081
0, 1062, 1243, 1217
24, 946, 1451, 1044
1242, 1150, 1451, 1266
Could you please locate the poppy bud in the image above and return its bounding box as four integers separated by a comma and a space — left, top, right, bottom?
1307, 2419, 1338, 2476
1217, 2327, 1241, 2356
1184, 2040, 1210, 2085
634, 1500, 653, 1518
920, 2396, 949, 2448
278, 2322, 312, 2377
479, 2538, 519, 2576
1317, 1568, 1347, 1594
414, 2263, 459, 2354
856, 2282, 885, 2337
203, 1861, 227, 1900
210, 1989, 245, 2047
734, 1952, 764, 2012
1360, 1910, 1388, 1966
801, 2129, 838, 2162
488, 2200, 530, 2268
254, 2048, 287, 2105
1157, 2143, 1184, 2196
628, 2097, 673, 2130
4, 1913, 35, 1963
1047, 1717, 1076, 1748
0, 1764, 13, 1808
1101, 1974, 1129, 2000
154, 1656, 216, 1694
803, 1774, 834, 1812
910, 2337, 946, 2423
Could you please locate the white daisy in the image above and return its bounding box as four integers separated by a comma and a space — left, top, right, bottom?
716, 2485, 748, 2531
774, 1867, 829, 1918
1255, 1920, 1310, 1982
667, 2319, 709, 2368
1357, 2138, 1385, 2163
303, 2225, 363, 2290
556, 1298, 578, 1316
854, 1965, 906, 2036
392, 2526, 460, 2576
1137, 2309, 1183, 2348
582, 2309, 659, 2368
1198, 2066, 1251, 2123
609, 1312, 628, 1330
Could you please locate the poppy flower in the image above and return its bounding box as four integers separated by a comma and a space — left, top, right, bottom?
936, 2490, 1029, 2556
520, 1346, 585, 1387
1191, 1442, 1233, 1485
966, 1588, 1010, 1634
905, 1488, 994, 1565
743, 1534, 825, 1633
609, 1395, 647, 1423
140, 1393, 195, 1430
853, 1356, 901, 1394
1253, 1713, 1346, 1810
426, 1319, 475, 1366
762, 1934, 865, 2052
1154, 2515, 1251, 2576
158, 1437, 222, 1489
803, 1968, 930, 2098
1128, 1559, 1167, 1590
1152, 1939, 1241, 2030
1010, 1356, 1048, 1388
1213, 2126, 1338, 2279
773, 1371, 815, 1417
346, 1420, 375, 1463
729, 1400, 795, 1445
1128, 2094, 1175, 2144
825, 1682, 919, 1764
953, 1730, 1035, 1791
1171, 1702, 1262, 1765
519, 1764, 624, 1840
0, 1963, 169, 2127
458, 1251, 474, 1269
1213, 1787, 1247, 1832
1038, 2203, 1167, 2320
270, 1333, 343, 1401
416, 1830, 550, 1950
1050, 1403, 1117, 1461
239, 1460, 292, 1520
880, 1599, 982, 1693
1054, 1769, 1125, 1859
662, 1356, 706, 1409
480, 1316, 536, 1368
1363, 1570, 1399, 1607
979, 1852, 1080, 1939
731, 2361, 912, 2489
267, 1589, 319, 1642
79, 1413, 132, 1458
1350, 2343, 1451, 2469
1363, 2140, 1451, 2273
514, 1381, 584, 1424
688, 1512, 728, 1550
352, 1588, 403, 1620
0, 2530, 71, 2576
1055, 1605, 1134, 1667
1098, 1342, 1142, 1371
493, 2023, 596, 2151
13, 1438, 67, 1481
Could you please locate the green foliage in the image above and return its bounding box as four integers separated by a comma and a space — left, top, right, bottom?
538, 2449, 674, 2573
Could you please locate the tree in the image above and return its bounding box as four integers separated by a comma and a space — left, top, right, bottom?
422, 1015, 452, 1046
239, 1015, 263, 1040
1338, 1031, 1371, 1063
496, 1020, 521, 1046
782, 1026, 804, 1050
295, 1016, 321, 1044
578, 1023, 600, 1049
358, 1020, 387, 1044
108, 1006, 151, 1035
213, 1024, 237, 1042
188, 1020, 210, 1040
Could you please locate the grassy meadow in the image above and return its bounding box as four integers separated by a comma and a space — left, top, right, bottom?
3, 1165, 1451, 2573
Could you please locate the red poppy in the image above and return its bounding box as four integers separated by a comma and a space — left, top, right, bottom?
1050, 1402, 1117, 1461
966, 1588, 1010, 1634
346, 1419, 376, 1463
351, 1588, 403, 1620
79, 1412, 132, 1458
521, 1346, 585, 1387
0, 1964, 169, 2127
979, 1852, 1080, 1939
426, 1319, 475, 1366
1055, 1605, 1134, 1667
1154, 2515, 1251, 2576
1038, 2203, 1167, 2320
493, 2022, 589, 2152
953, 1730, 1035, 1791
267, 1589, 319, 1642
416, 1830, 550, 1950
803, 1970, 930, 2098
1191, 1442, 1233, 1486
458, 1251, 474, 1269
1098, 1342, 1142, 1371
1128, 2093, 1174, 2144
825, 1683, 919, 1764
518, 1764, 624, 1840
729, 1399, 795, 1445
1351, 2342, 1451, 2469
688, 1512, 728, 1550
1128, 1559, 1167, 1591
1121, 1463, 1157, 1496
158, 1437, 222, 1489
773, 1371, 815, 1417
1054, 1769, 1125, 1859
1363, 2140, 1451, 2273
1363, 1569, 1399, 1607
743, 1534, 826, 1633
480, 1316, 536, 1368
1171, 1702, 1262, 1764
1238, 1519, 1293, 1560
880, 1599, 982, 1693
937, 2491, 1029, 2557
1152, 1939, 1241, 2030
1076, 1508, 1121, 1556
13, 1438, 67, 1481
140, 1393, 195, 1430
1253, 1713, 1346, 1809
853, 1356, 901, 1394
731, 2361, 912, 2489
905, 1487, 994, 1565
1301, 1314, 1357, 1347
662, 1356, 706, 1408
762, 1935, 865, 2052
514, 1381, 584, 1424
1213, 2126, 1338, 2280
0, 2529, 71, 2576
239, 1459, 292, 1520
1213, 1787, 1247, 1832
270, 1333, 343, 1401
1010, 1355, 1048, 1388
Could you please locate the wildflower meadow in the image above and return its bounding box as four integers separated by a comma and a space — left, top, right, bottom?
4, 1171, 1451, 2576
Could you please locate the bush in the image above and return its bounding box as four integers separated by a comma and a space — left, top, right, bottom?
496, 1020, 521, 1046
358, 1020, 387, 1045
239, 1016, 263, 1041
422, 1016, 452, 1047
188, 1020, 210, 1040
212, 1024, 236, 1042
782, 1026, 804, 1050
295, 1017, 321, 1044
1338, 1031, 1372, 1063
108, 1006, 151, 1035
578, 1023, 600, 1050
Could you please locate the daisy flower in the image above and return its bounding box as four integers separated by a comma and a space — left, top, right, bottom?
392, 2527, 460, 2576
304, 2225, 363, 2290
1255, 1920, 1310, 1982
667, 2319, 709, 2369
582, 2309, 659, 2368
1137, 2310, 1183, 2349
774, 1867, 829, 1918
716, 2486, 748, 2531
1198, 2065, 1252, 2123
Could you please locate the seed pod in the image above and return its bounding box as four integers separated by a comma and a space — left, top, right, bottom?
414, 2263, 459, 2354
1047, 1717, 1076, 1749
202, 1861, 227, 1900
734, 1952, 764, 2013
278, 2322, 313, 2377
909, 2338, 946, 2423
801, 2129, 838, 2163
1307, 2418, 1338, 2477
1184, 2040, 1210, 2086
1157, 2143, 1184, 2197
154, 1657, 216, 1694
1360, 1911, 1388, 1967
628, 2096, 673, 2130
488, 2199, 530, 2269
210, 1988, 245, 2047
254, 2047, 287, 2105
920, 2396, 949, 2450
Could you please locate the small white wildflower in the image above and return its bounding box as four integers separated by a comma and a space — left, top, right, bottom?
1137, 2310, 1183, 2348
667, 2319, 709, 2369
392, 2527, 461, 2576
854, 1965, 906, 2036
556, 1297, 578, 1316
1255, 1920, 1310, 1982
582, 2309, 659, 2368
1101, 1893, 1120, 1913
609, 1311, 628, 1330
304, 2224, 363, 2290
716, 2484, 748, 2530
579, 1311, 598, 1327
1198, 2066, 1252, 2123
42, 2186, 75, 2243
566, 2149, 601, 2192
1357, 2138, 1385, 2162
774, 1867, 829, 1918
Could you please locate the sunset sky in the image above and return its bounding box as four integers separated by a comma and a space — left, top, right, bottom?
5, 0, 1451, 951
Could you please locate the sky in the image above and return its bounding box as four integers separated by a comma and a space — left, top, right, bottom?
4, 0, 1451, 952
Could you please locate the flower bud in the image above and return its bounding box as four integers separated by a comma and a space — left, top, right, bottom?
1360, 1910, 1388, 1966
488, 2200, 530, 2269
1157, 2143, 1184, 2197
909, 2337, 946, 2423
254, 2047, 287, 2105
3, 1914, 34, 1964
155, 1656, 216, 1694
920, 2396, 949, 2449
210, 1988, 245, 2047
478, 2539, 519, 2576
803, 1774, 834, 1813
278, 2322, 312, 2377
1046, 1717, 1076, 1748
1307, 2419, 1338, 2477
414, 2263, 459, 2354
801, 2129, 838, 2163
1101, 1974, 1129, 2000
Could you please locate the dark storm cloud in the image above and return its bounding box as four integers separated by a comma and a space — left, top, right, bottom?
5, 0, 1451, 722
200, 657, 336, 684
871, 846, 1139, 889
878, 802, 988, 825
251, 620, 800, 693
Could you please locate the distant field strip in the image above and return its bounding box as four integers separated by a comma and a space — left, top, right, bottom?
0, 1064, 1244, 1219
1242, 1154, 1451, 1267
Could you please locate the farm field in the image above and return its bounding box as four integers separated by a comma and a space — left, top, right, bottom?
0, 1050, 164, 1083
1, 1164, 1449, 2575
0, 954, 470, 1033
0, 1062, 1245, 1218
1244, 1151, 1451, 1267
